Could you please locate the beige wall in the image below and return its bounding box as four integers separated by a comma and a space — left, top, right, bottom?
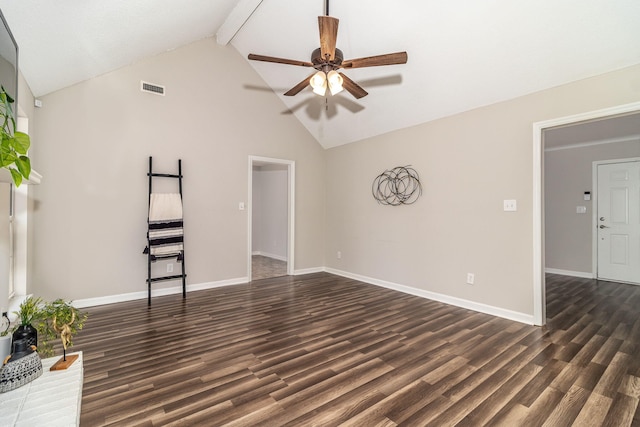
31, 38, 325, 301
25, 35, 640, 318
252, 166, 288, 259
325, 64, 640, 317
545, 140, 640, 275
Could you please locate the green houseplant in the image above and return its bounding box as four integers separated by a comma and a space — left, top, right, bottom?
39, 299, 87, 359
11, 296, 43, 348
0, 86, 30, 187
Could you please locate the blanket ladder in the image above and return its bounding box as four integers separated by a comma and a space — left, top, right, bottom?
142, 156, 187, 306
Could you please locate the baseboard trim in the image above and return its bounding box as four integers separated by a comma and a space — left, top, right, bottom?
73, 267, 535, 325
325, 268, 534, 325
545, 268, 594, 279
73, 277, 249, 308
293, 267, 325, 275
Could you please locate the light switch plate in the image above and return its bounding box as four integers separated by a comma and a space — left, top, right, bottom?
576, 206, 587, 214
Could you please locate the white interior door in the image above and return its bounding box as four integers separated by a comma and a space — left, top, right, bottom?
597, 161, 640, 284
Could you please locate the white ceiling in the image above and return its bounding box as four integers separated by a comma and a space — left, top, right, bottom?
0, 0, 639, 149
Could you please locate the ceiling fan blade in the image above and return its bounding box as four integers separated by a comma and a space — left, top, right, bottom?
248, 54, 314, 67
318, 16, 339, 61
284, 74, 314, 96
342, 52, 408, 69
340, 73, 368, 99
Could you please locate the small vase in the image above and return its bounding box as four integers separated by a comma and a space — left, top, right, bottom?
0, 335, 10, 363
12, 324, 37, 348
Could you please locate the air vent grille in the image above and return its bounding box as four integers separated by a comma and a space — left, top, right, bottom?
141, 81, 165, 96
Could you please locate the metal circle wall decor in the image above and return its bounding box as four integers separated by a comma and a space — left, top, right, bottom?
372, 165, 422, 206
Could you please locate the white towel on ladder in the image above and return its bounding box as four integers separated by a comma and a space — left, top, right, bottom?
149, 193, 183, 222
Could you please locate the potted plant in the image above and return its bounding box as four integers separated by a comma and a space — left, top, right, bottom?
0, 86, 31, 186
11, 296, 43, 348
39, 299, 87, 365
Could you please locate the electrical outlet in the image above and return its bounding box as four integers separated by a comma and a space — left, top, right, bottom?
167, 263, 174, 273
466, 273, 475, 285
337, 251, 342, 259
503, 200, 517, 212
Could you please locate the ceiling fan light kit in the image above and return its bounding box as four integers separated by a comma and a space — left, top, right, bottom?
248, 2, 407, 99
327, 70, 344, 95
310, 69, 344, 96
311, 70, 328, 96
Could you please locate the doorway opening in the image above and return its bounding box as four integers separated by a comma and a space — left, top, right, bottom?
248, 156, 295, 281
533, 101, 640, 325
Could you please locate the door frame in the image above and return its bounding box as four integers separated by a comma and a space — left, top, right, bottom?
247, 155, 295, 281
533, 101, 640, 325
592, 158, 640, 283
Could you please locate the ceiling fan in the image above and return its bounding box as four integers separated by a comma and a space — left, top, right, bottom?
247, 1, 408, 99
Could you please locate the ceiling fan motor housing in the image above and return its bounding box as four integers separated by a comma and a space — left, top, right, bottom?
312, 47, 343, 70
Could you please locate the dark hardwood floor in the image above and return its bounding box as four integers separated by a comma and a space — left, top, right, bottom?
75, 273, 640, 426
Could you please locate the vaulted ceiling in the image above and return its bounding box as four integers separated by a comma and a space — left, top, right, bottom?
0, 0, 639, 148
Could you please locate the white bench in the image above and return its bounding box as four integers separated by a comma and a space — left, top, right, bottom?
0, 352, 83, 426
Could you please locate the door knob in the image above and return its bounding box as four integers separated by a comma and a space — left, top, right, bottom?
599, 224, 610, 229
600, 217, 605, 221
